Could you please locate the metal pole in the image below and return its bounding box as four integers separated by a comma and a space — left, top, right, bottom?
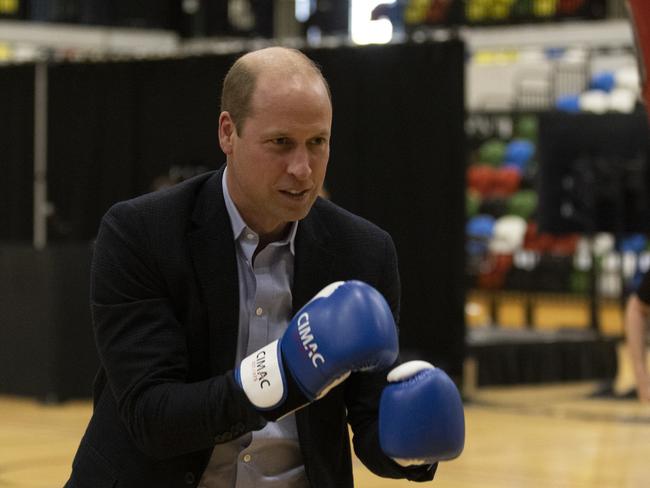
589, 236, 601, 333
33, 60, 48, 250
274, 0, 302, 39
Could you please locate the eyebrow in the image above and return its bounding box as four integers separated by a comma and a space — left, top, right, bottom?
262, 129, 331, 139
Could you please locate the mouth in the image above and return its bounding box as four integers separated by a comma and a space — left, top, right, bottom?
279, 189, 311, 200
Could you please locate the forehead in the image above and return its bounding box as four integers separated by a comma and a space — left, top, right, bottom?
246, 72, 332, 131
254, 69, 329, 106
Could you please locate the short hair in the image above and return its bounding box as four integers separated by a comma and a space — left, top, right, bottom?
220, 48, 331, 134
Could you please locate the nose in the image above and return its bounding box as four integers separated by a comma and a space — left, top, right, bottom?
287, 146, 312, 180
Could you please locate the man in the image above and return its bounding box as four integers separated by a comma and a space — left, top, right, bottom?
65, 47, 461, 487
625, 280, 650, 402
624, 0, 650, 403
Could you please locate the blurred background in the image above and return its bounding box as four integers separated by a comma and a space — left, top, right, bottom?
1, 1, 650, 487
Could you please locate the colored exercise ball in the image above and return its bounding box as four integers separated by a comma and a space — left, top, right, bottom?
556, 94, 581, 113
467, 190, 481, 217
467, 164, 498, 195
508, 190, 537, 219
589, 71, 616, 92
504, 139, 535, 169
479, 139, 507, 166
515, 115, 538, 141
493, 166, 522, 195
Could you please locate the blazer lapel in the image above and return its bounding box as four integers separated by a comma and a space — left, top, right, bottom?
293, 203, 337, 461
188, 180, 336, 374
188, 169, 240, 375
292, 204, 336, 314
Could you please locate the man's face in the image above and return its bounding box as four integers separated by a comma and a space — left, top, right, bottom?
220, 72, 332, 239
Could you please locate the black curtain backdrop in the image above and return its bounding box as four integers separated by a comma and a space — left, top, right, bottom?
46, 55, 236, 241
1, 41, 466, 398
0, 64, 34, 241
309, 42, 467, 376
0, 243, 95, 401
47, 61, 140, 240
538, 111, 650, 234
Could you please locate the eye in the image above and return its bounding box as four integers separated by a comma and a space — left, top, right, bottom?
310, 137, 328, 146
271, 137, 291, 146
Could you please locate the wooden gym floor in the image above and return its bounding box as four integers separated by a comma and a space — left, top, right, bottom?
3, 295, 649, 488
2, 373, 650, 488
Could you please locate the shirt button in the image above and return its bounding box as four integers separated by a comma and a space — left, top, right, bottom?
255, 307, 263, 316
246, 233, 255, 240
243, 454, 252, 463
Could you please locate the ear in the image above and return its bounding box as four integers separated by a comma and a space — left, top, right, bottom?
218, 111, 236, 155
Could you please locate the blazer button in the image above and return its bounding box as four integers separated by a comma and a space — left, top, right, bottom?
184, 471, 195, 485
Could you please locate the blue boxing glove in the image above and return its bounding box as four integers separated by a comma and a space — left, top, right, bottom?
236, 280, 399, 420
379, 361, 465, 466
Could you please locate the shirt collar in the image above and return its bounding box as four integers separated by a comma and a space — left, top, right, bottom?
222, 167, 297, 255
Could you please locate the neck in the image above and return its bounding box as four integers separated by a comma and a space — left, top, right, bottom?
261, 221, 292, 245
224, 166, 291, 245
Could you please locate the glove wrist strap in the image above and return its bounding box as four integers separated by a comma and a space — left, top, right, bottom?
236, 340, 312, 421
238, 340, 286, 410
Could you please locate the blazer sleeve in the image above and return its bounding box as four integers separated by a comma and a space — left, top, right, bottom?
91, 201, 265, 460
344, 232, 436, 482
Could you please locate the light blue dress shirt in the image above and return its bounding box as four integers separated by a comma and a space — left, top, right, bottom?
198, 168, 308, 488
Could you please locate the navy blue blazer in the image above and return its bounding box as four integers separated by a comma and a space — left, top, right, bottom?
65, 168, 435, 487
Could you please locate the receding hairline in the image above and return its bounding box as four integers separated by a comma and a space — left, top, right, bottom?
220, 47, 331, 134
238, 47, 327, 85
